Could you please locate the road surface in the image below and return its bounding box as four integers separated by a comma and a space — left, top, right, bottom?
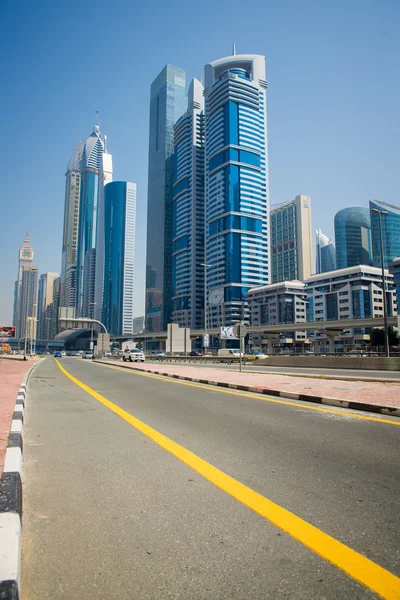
21, 358, 400, 599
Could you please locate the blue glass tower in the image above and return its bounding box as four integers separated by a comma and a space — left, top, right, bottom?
334, 207, 372, 269
172, 78, 205, 329
316, 229, 336, 273
370, 200, 400, 269
204, 53, 270, 327
145, 65, 187, 332
102, 181, 136, 335
76, 124, 105, 316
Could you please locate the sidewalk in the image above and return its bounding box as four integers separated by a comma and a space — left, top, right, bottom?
97, 359, 400, 418
0, 358, 38, 480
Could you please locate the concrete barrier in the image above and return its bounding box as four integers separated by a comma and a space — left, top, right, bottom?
255, 356, 400, 371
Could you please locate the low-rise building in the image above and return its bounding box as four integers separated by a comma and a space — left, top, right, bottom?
246, 281, 308, 350
305, 265, 397, 350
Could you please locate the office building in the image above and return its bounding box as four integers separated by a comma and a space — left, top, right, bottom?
370, 199, 400, 269
204, 51, 270, 327
37, 272, 59, 339
76, 123, 105, 316
49, 276, 61, 339
316, 229, 336, 274
82, 249, 96, 320
389, 257, 400, 316
94, 151, 113, 323
19, 266, 38, 339
172, 78, 205, 329
270, 195, 312, 283
101, 181, 136, 335
305, 265, 397, 349
60, 140, 82, 307
64, 264, 77, 310
13, 233, 34, 337
132, 316, 145, 334
334, 207, 372, 269
246, 281, 308, 347
145, 65, 187, 332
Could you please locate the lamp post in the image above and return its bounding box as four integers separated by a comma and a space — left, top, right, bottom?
371, 207, 389, 357
90, 302, 97, 354
200, 263, 212, 353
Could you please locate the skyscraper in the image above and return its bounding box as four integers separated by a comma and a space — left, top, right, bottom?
204, 52, 270, 327
145, 64, 187, 332
75, 124, 105, 316
50, 276, 61, 339
172, 78, 205, 329
13, 233, 34, 337
94, 151, 113, 323
19, 266, 38, 339
334, 207, 372, 269
101, 181, 136, 335
370, 199, 400, 269
60, 140, 82, 307
316, 229, 336, 274
270, 194, 312, 283
37, 272, 59, 339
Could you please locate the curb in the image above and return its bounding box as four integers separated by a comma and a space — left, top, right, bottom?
96, 360, 400, 419
0, 363, 37, 599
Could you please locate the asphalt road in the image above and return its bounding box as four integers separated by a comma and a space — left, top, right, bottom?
21, 358, 400, 599
146, 359, 400, 380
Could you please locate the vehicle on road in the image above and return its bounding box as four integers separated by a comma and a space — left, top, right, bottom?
82, 352, 93, 360
190, 350, 202, 356
155, 352, 165, 357
251, 351, 268, 359
123, 348, 145, 362
54, 352, 62, 358
217, 349, 244, 357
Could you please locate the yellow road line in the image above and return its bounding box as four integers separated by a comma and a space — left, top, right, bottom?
55, 358, 400, 598
92, 360, 400, 427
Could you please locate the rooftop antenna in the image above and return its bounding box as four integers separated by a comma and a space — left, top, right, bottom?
95, 110, 100, 132
232, 42, 236, 56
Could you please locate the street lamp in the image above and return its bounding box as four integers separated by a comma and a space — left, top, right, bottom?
371, 207, 389, 357
200, 263, 212, 352
89, 302, 97, 353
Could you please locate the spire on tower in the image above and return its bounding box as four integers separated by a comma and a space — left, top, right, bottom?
232, 42, 236, 55
23, 232, 31, 247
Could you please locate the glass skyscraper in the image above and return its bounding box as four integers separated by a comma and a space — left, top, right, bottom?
145, 65, 187, 332
76, 124, 105, 316
389, 256, 400, 315
370, 199, 400, 269
334, 207, 372, 269
101, 181, 136, 336
316, 229, 336, 274
204, 53, 270, 327
172, 78, 205, 329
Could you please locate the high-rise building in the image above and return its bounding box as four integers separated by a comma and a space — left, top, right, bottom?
76, 124, 105, 316
82, 249, 96, 320
64, 264, 77, 310
334, 207, 372, 269
101, 181, 136, 335
316, 229, 336, 274
145, 64, 187, 332
370, 199, 400, 269
50, 276, 61, 339
204, 52, 270, 327
19, 266, 38, 339
94, 151, 113, 323
60, 140, 82, 307
37, 272, 59, 339
389, 256, 400, 316
172, 78, 205, 329
132, 316, 145, 334
270, 194, 312, 283
13, 233, 34, 337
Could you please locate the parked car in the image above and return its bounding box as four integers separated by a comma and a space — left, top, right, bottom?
190, 350, 202, 356
123, 348, 145, 362
82, 352, 93, 359
54, 352, 62, 358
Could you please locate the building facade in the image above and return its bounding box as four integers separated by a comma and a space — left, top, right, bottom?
145, 65, 187, 332
389, 257, 400, 318
172, 78, 205, 329
50, 276, 61, 339
270, 194, 312, 283
132, 316, 145, 334
82, 249, 96, 321
76, 124, 105, 316
37, 272, 59, 339
19, 266, 39, 339
101, 181, 136, 336
305, 265, 397, 349
64, 264, 77, 310
13, 233, 34, 337
94, 152, 113, 323
60, 140, 82, 307
204, 52, 270, 328
246, 281, 308, 346
334, 207, 372, 269
316, 229, 336, 274
370, 199, 400, 269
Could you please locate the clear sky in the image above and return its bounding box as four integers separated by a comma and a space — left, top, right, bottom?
1, 0, 399, 324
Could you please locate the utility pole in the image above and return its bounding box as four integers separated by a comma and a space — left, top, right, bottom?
371, 208, 389, 357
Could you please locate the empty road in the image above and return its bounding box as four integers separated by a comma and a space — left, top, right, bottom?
21, 358, 400, 599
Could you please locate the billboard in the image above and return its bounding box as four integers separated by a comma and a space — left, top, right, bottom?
220, 326, 238, 340
0, 326, 16, 338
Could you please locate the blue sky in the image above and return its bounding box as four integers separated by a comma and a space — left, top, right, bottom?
1, 0, 399, 323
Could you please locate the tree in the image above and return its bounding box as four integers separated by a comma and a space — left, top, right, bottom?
369, 327, 398, 347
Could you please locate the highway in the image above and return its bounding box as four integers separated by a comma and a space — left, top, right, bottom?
21, 358, 400, 599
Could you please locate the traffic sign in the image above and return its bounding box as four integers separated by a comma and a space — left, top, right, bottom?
232, 323, 248, 338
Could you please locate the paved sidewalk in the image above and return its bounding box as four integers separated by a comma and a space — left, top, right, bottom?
97, 359, 400, 417
0, 359, 38, 480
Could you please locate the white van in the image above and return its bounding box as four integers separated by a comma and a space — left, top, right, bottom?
217, 349, 244, 357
